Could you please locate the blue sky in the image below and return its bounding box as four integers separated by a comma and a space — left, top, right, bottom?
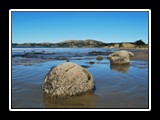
12, 11, 148, 43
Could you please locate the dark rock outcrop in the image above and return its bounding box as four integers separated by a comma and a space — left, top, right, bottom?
88, 61, 94, 64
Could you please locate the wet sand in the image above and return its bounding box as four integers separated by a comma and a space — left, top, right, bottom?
119, 48, 148, 61
12, 48, 149, 108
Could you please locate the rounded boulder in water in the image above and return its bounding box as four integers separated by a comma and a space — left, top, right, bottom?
43, 62, 95, 98
107, 50, 134, 65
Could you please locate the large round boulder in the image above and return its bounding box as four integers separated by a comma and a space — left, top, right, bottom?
43, 62, 95, 98
107, 50, 134, 65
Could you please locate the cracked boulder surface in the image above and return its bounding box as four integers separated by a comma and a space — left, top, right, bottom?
107, 50, 134, 65
43, 62, 95, 98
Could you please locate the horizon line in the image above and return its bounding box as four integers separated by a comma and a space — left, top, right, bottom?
12, 39, 147, 44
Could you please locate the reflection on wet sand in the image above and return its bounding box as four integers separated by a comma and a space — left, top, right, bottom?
12, 48, 148, 108
43, 94, 97, 108
110, 64, 130, 73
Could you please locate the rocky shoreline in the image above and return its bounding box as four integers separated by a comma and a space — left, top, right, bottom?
12, 48, 148, 66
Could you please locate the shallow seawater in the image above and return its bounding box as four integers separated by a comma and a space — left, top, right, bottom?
12, 48, 148, 108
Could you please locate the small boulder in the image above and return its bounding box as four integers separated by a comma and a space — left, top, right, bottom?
88, 61, 94, 64
92, 50, 97, 53
96, 55, 103, 61
43, 62, 95, 98
107, 50, 134, 65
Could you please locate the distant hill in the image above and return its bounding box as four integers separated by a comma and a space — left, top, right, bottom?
54, 39, 107, 47
12, 39, 108, 48
12, 39, 148, 48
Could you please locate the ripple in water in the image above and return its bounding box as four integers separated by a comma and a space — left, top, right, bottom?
12, 48, 148, 108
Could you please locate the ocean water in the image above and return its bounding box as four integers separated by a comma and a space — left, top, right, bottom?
11, 48, 149, 108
